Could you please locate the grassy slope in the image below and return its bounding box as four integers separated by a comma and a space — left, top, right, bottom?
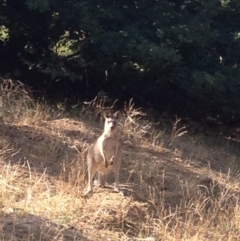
0, 80, 240, 240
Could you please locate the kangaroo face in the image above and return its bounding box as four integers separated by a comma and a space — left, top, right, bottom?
104, 117, 117, 132
103, 111, 121, 134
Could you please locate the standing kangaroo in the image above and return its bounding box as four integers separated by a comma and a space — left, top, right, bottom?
84, 110, 122, 196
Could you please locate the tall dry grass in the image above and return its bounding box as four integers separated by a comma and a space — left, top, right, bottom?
0, 79, 240, 240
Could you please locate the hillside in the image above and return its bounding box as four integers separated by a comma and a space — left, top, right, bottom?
0, 80, 240, 241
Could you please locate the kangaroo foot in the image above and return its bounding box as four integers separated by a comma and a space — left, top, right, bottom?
83, 189, 93, 197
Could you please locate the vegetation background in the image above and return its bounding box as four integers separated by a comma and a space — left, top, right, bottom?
1, 0, 240, 123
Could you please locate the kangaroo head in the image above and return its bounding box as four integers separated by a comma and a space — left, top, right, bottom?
103, 110, 121, 134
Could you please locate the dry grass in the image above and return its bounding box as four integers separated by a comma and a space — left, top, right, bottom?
0, 79, 240, 240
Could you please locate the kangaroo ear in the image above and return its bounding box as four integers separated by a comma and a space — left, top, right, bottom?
114, 111, 121, 119
103, 110, 111, 119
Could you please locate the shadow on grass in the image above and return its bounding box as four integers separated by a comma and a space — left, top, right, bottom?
0, 213, 89, 241
0, 124, 76, 175
116, 141, 240, 206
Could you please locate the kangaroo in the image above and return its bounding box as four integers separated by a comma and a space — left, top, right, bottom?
84, 110, 122, 196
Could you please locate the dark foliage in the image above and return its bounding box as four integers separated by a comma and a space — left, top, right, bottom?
0, 0, 240, 123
